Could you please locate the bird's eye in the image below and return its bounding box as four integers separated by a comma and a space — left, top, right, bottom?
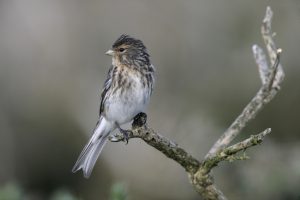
119, 48, 125, 52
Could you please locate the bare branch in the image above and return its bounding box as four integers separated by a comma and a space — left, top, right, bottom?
190, 128, 271, 200
268, 49, 281, 90
252, 44, 269, 84
189, 173, 228, 200
261, 6, 285, 89
108, 6, 283, 200
202, 128, 271, 173
205, 7, 284, 159
109, 113, 200, 173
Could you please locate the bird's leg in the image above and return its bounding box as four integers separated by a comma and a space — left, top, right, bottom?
113, 113, 147, 143
115, 123, 130, 144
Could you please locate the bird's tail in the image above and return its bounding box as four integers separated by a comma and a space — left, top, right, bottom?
72, 117, 115, 178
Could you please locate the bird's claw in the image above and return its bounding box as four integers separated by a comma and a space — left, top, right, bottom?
123, 130, 131, 144
119, 129, 131, 144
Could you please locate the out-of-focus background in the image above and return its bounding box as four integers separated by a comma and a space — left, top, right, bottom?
0, 0, 300, 200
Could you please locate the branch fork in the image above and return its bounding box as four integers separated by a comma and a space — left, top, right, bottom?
109, 6, 284, 200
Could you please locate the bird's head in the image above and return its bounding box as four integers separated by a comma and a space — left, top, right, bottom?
106, 34, 150, 67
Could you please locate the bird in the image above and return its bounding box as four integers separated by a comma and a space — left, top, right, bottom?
72, 34, 155, 178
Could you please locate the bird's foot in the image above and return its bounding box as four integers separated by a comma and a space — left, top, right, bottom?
118, 128, 131, 144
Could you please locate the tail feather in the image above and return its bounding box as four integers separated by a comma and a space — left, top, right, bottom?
72, 117, 114, 178
81, 136, 108, 178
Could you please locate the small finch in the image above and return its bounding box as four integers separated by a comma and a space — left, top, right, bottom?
72, 35, 155, 178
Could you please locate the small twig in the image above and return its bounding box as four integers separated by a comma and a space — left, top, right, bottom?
268, 49, 281, 90
253, 44, 269, 85
202, 128, 271, 174
261, 6, 285, 89
223, 128, 271, 155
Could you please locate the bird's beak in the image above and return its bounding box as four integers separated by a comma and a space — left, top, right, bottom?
105, 49, 114, 56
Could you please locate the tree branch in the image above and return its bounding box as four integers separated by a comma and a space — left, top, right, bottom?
109, 6, 284, 200
205, 6, 284, 159
189, 129, 271, 200
109, 113, 200, 173
202, 128, 271, 173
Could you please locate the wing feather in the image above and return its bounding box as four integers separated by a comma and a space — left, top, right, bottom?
99, 65, 115, 115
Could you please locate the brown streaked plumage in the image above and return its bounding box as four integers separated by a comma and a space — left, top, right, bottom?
72, 34, 155, 178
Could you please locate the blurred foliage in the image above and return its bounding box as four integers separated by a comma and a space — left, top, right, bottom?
110, 183, 128, 200
0, 183, 81, 200
0, 183, 23, 200
50, 189, 81, 200
0, 182, 129, 200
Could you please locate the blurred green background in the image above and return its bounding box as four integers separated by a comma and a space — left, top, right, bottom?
0, 0, 300, 199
